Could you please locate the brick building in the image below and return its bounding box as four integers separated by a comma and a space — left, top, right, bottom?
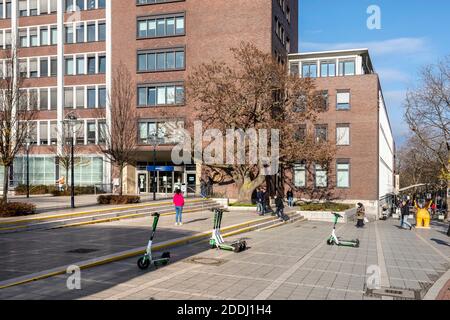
288, 49, 395, 217
0, 0, 298, 194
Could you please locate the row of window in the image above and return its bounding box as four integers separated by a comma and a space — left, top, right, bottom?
138, 120, 184, 145
137, 14, 185, 39
65, 21, 106, 44
137, 48, 185, 72
27, 119, 106, 146
277, 0, 291, 23
64, 85, 107, 109
11, 156, 104, 186
290, 59, 356, 78
274, 17, 290, 51
65, 0, 105, 12
138, 84, 184, 107
10, 53, 105, 78
296, 123, 351, 146
294, 160, 351, 189
294, 90, 351, 112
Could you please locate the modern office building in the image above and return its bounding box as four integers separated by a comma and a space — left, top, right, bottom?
287, 49, 395, 217
0, 0, 298, 194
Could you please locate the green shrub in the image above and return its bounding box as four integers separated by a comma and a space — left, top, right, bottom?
97, 195, 141, 205
0, 201, 36, 217
14, 184, 57, 195
297, 202, 353, 212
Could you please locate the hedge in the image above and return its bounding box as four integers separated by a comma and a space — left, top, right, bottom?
52, 186, 102, 197
297, 202, 353, 212
14, 184, 57, 195
0, 201, 36, 217
97, 195, 141, 205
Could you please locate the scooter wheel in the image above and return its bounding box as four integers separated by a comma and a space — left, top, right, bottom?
327, 239, 334, 246
161, 252, 170, 259
137, 257, 150, 270
233, 243, 240, 253
355, 240, 360, 248
241, 241, 247, 251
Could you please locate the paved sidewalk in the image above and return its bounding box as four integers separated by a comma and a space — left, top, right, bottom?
0, 208, 267, 283
1, 218, 449, 300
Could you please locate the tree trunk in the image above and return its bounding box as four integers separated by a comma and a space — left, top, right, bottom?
2, 165, 9, 203
119, 166, 124, 196
236, 174, 266, 204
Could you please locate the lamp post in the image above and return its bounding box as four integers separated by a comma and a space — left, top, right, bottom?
148, 133, 164, 201
25, 137, 31, 199
64, 113, 78, 209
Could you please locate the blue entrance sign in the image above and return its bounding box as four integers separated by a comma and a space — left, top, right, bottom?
146, 166, 175, 172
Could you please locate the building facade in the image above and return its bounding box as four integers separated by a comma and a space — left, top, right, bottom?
288, 49, 395, 217
0, 0, 298, 193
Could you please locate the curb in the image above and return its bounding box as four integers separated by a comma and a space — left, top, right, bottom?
423, 268, 450, 300
0, 198, 207, 226
0, 214, 290, 290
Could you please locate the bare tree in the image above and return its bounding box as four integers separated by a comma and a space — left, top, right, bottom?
404, 55, 450, 214
98, 62, 138, 195
188, 42, 334, 203
0, 50, 37, 202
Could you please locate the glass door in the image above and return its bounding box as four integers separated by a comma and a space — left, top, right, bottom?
137, 172, 147, 194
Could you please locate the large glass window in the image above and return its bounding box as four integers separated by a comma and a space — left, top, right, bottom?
98, 22, 106, 41
138, 15, 185, 38
39, 121, 49, 145
65, 57, 74, 75
87, 23, 96, 42
336, 90, 350, 110
40, 58, 49, 77
98, 87, 106, 108
72, 157, 104, 186
336, 124, 350, 146
302, 62, 317, 78
315, 165, 328, 188
321, 60, 336, 77
87, 87, 96, 108
138, 84, 184, 107
13, 157, 56, 185
40, 27, 49, 46
337, 161, 350, 188
138, 49, 184, 72
339, 60, 356, 76
294, 163, 306, 188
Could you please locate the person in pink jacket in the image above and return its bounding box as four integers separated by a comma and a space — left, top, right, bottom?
173, 189, 185, 226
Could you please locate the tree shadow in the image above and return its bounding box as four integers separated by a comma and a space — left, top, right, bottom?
430, 238, 450, 247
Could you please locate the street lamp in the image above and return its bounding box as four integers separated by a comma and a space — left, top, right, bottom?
25, 137, 31, 199
64, 113, 78, 209
148, 132, 164, 201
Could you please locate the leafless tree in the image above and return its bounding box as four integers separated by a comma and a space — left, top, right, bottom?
188, 42, 335, 203
404, 55, 450, 214
0, 50, 37, 202
98, 62, 138, 195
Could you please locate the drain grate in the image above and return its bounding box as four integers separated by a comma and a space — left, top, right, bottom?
66, 248, 99, 254
185, 257, 228, 266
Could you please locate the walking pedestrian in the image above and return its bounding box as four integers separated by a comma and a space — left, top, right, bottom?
173, 189, 185, 226
261, 188, 268, 215
275, 195, 286, 221
356, 203, 365, 228
286, 189, 294, 208
400, 200, 413, 230
256, 188, 264, 215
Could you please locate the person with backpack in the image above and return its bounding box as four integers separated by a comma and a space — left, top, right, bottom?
256, 188, 264, 215
173, 189, 185, 226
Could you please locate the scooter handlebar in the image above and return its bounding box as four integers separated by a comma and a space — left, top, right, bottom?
151, 212, 160, 217
331, 212, 343, 218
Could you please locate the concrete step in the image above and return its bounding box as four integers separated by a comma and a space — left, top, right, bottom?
0, 199, 220, 234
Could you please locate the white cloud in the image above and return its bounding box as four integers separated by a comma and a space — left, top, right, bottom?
301, 37, 429, 56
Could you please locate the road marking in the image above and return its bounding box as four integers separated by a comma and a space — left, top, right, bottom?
374, 222, 391, 288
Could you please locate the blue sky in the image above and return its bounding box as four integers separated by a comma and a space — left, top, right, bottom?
298, 0, 450, 145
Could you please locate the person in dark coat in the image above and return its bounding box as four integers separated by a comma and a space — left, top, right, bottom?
400, 200, 413, 230
256, 188, 264, 215
286, 189, 294, 207
356, 203, 365, 228
275, 195, 285, 221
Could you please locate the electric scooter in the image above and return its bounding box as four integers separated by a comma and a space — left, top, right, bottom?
137, 212, 170, 270
209, 208, 247, 252
327, 212, 360, 248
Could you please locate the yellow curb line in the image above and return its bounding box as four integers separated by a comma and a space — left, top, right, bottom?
0, 198, 208, 226
0, 215, 277, 290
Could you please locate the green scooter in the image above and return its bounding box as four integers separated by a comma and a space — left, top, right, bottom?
209, 208, 247, 252
137, 212, 170, 270
327, 212, 360, 248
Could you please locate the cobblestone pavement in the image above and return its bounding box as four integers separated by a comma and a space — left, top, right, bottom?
0, 218, 449, 300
